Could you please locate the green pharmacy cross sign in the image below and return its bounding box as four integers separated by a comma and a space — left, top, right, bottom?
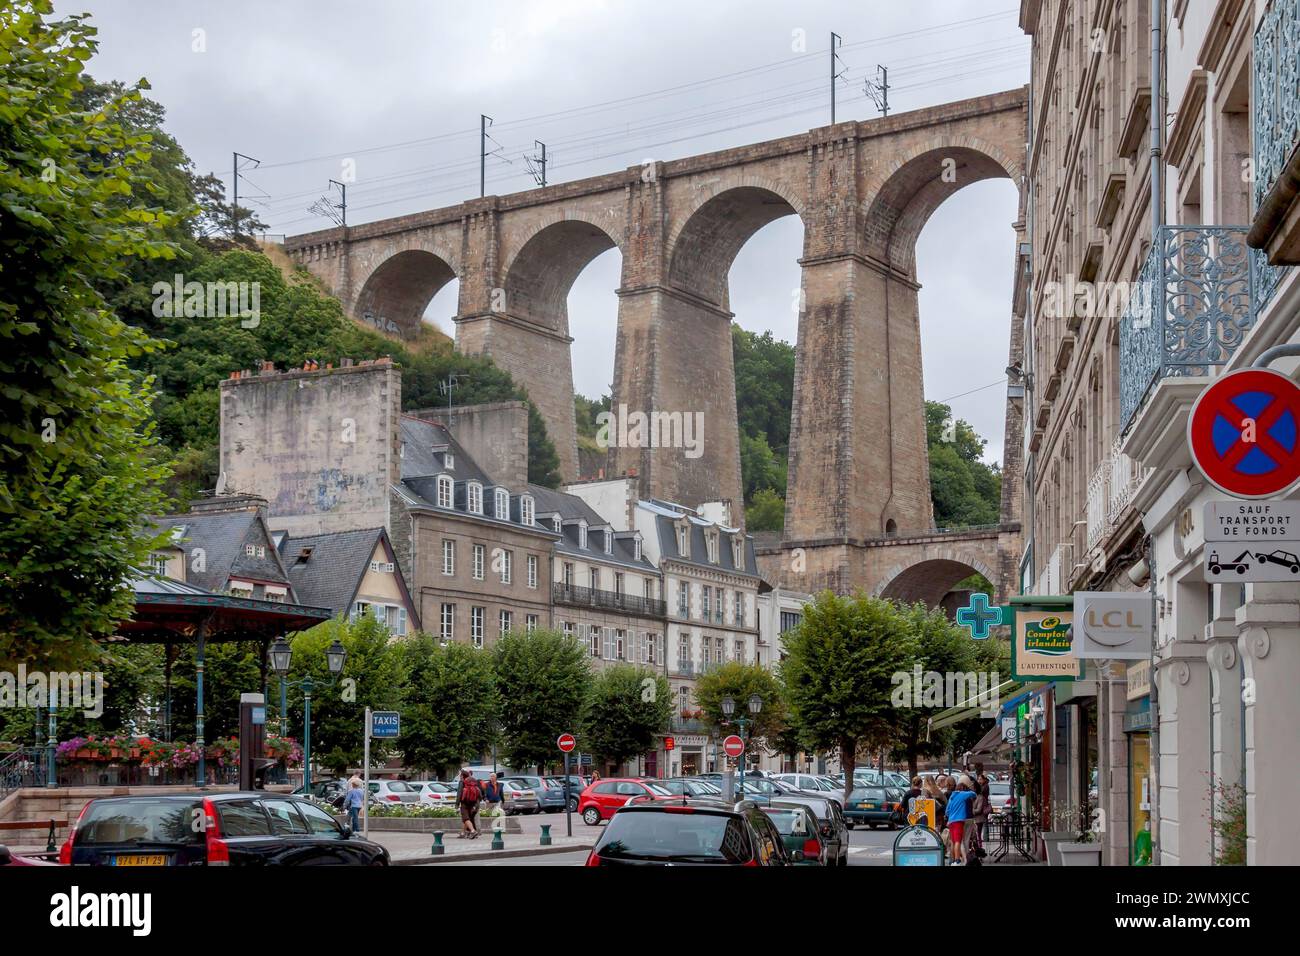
956, 593, 1006, 640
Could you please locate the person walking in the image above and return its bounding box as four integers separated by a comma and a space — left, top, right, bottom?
902, 776, 924, 823
456, 768, 482, 838
483, 772, 506, 827
969, 764, 991, 859
345, 776, 364, 833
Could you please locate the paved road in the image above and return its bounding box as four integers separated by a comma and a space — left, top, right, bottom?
423, 819, 903, 866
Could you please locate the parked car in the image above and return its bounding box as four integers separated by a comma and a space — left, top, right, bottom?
764, 793, 851, 860
407, 781, 457, 807
987, 780, 1013, 815
367, 780, 421, 804
1254, 549, 1300, 573
650, 778, 721, 798
504, 775, 566, 813
843, 787, 902, 829
0, 845, 58, 866
774, 773, 844, 807
545, 775, 587, 811
585, 798, 791, 866
578, 778, 673, 825
501, 779, 540, 815
761, 802, 831, 866
59, 793, 390, 866
293, 779, 347, 803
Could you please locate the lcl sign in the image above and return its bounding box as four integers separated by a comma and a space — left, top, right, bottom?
1073, 592, 1153, 660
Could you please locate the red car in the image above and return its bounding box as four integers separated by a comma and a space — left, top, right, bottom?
0, 845, 59, 866
578, 778, 676, 825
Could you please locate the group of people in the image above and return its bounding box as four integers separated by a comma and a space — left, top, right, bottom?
900, 762, 993, 865
455, 769, 507, 838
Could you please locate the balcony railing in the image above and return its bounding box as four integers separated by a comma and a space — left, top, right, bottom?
1035, 544, 1065, 595
1085, 438, 1148, 553
552, 583, 666, 617
1119, 226, 1284, 432
1253, 0, 1299, 216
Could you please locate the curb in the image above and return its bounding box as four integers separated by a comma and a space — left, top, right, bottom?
394, 842, 594, 865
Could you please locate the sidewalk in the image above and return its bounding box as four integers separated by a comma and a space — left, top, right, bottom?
369, 812, 595, 865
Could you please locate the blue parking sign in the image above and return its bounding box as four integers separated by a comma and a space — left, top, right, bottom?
371, 711, 400, 738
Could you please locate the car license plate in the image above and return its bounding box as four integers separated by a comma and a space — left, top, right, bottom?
862, 803, 876, 809
114, 854, 166, 866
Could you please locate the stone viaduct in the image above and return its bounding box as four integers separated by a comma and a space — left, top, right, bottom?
285, 87, 1028, 602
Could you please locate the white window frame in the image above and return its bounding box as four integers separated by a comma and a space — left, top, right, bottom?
526, 614, 538, 634
472, 544, 485, 580
436, 474, 453, 509
521, 495, 534, 526
499, 610, 512, 636
471, 606, 484, 647
495, 488, 510, 520
527, 553, 538, 589
734, 591, 744, 626
468, 481, 483, 515
578, 522, 588, 550
442, 539, 455, 576
677, 582, 688, 616
603, 529, 612, 554
553, 515, 562, 534
589, 625, 600, 657
444, 451, 454, 470
500, 549, 512, 585
440, 603, 455, 642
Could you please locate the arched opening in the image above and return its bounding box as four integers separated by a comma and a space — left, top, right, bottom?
354, 249, 456, 341
422, 278, 459, 340
879, 557, 992, 612
501, 218, 622, 482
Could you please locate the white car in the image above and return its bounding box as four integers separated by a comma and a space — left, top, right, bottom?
408, 781, 457, 807
987, 780, 1013, 814
368, 779, 421, 804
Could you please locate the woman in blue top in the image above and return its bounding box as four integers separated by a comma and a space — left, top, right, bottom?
944, 778, 977, 865
345, 778, 365, 832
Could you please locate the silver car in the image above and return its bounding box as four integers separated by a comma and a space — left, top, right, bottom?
368, 779, 422, 804
501, 779, 540, 815
775, 773, 845, 807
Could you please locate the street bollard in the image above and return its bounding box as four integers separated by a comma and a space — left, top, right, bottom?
539, 823, 552, 846
431, 831, 444, 856
491, 816, 505, 850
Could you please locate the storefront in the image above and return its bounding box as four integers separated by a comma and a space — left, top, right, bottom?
1124, 659, 1152, 865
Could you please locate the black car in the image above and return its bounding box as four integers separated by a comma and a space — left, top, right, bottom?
59, 792, 391, 866
585, 798, 792, 866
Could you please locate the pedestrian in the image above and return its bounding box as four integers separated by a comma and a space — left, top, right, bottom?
945, 776, 977, 865
903, 775, 924, 823
970, 763, 991, 858
345, 776, 364, 833
922, 775, 947, 831
483, 772, 505, 826
456, 768, 482, 838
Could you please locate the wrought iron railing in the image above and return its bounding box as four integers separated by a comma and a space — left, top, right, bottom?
551, 583, 666, 617
1119, 226, 1286, 432
1253, 0, 1299, 214
0, 748, 46, 800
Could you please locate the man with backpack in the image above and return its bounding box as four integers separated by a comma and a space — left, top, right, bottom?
457, 768, 482, 839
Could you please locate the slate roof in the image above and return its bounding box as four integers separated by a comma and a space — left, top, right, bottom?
527, 483, 656, 572
150, 511, 296, 595
279, 526, 392, 617
641, 500, 760, 577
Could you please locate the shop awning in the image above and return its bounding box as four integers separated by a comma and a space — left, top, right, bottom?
925, 678, 1016, 738
967, 721, 1010, 757
998, 680, 1053, 718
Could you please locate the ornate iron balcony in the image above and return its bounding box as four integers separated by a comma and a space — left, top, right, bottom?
1119, 226, 1285, 432
551, 582, 666, 617
1253, 0, 1299, 215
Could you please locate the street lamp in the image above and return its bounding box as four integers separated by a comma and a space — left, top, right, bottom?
721, 695, 763, 796
268, 636, 347, 795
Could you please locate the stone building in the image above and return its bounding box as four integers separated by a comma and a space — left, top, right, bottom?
1019, 0, 1298, 865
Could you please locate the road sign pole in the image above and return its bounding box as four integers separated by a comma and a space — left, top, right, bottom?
564, 751, 572, 837
363, 706, 371, 838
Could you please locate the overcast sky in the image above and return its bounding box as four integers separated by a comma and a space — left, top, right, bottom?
80, 1, 1027, 464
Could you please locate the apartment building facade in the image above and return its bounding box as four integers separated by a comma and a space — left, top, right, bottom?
1020, 0, 1299, 865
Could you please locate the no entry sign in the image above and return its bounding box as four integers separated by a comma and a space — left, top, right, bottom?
723, 735, 744, 758
556, 733, 576, 753
1188, 368, 1300, 499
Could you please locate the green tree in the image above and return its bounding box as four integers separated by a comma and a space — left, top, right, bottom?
926, 401, 1002, 527
732, 325, 796, 507
581, 666, 671, 768
779, 592, 916, 805
397, 635, 498, 777
692, 661, 787, 759
0, 5, 178, 669
745, 487, 786, 532
739, 431, 787, 501
493, 629, 591, 772
169, 642, 266, 743
284, 615, 405, 774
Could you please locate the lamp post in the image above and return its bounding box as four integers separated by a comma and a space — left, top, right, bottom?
268, 636, 347, 795
721, 694, 764, 796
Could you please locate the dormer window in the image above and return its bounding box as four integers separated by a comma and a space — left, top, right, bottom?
578, 521, 588, 550
603, 529, 612, 554
468, 481, 483, 515
553, 515, 562, 534
436, 475, 453, 509
706, 532, 719, 564
443, 451, 455, 470
634, 537, 642, 561
676, 524, 689, 558
494, 488, 510, 520
521, 495, 535, 526
732, 537, 744, 568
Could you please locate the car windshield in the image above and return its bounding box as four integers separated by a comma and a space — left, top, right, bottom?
989, 782, 1010, 795
760, 808, 809, 835
645, 783, 673, 796
384, 781, 412, 792
851, 788, 887, 801
743, 778, 776, 794
512, 777, 543, 788
75, 800, 203, 846
427, 783, 452, 793
597, 811, 750, 863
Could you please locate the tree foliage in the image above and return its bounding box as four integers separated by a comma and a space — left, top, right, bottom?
397, 635, 498, 777
779, 592, 916, 804
0, 6, 176, 669
493, 630, 591, 771
581, 666, 671, 768
926, 400, 1002, 527
692, 661, 787, 758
